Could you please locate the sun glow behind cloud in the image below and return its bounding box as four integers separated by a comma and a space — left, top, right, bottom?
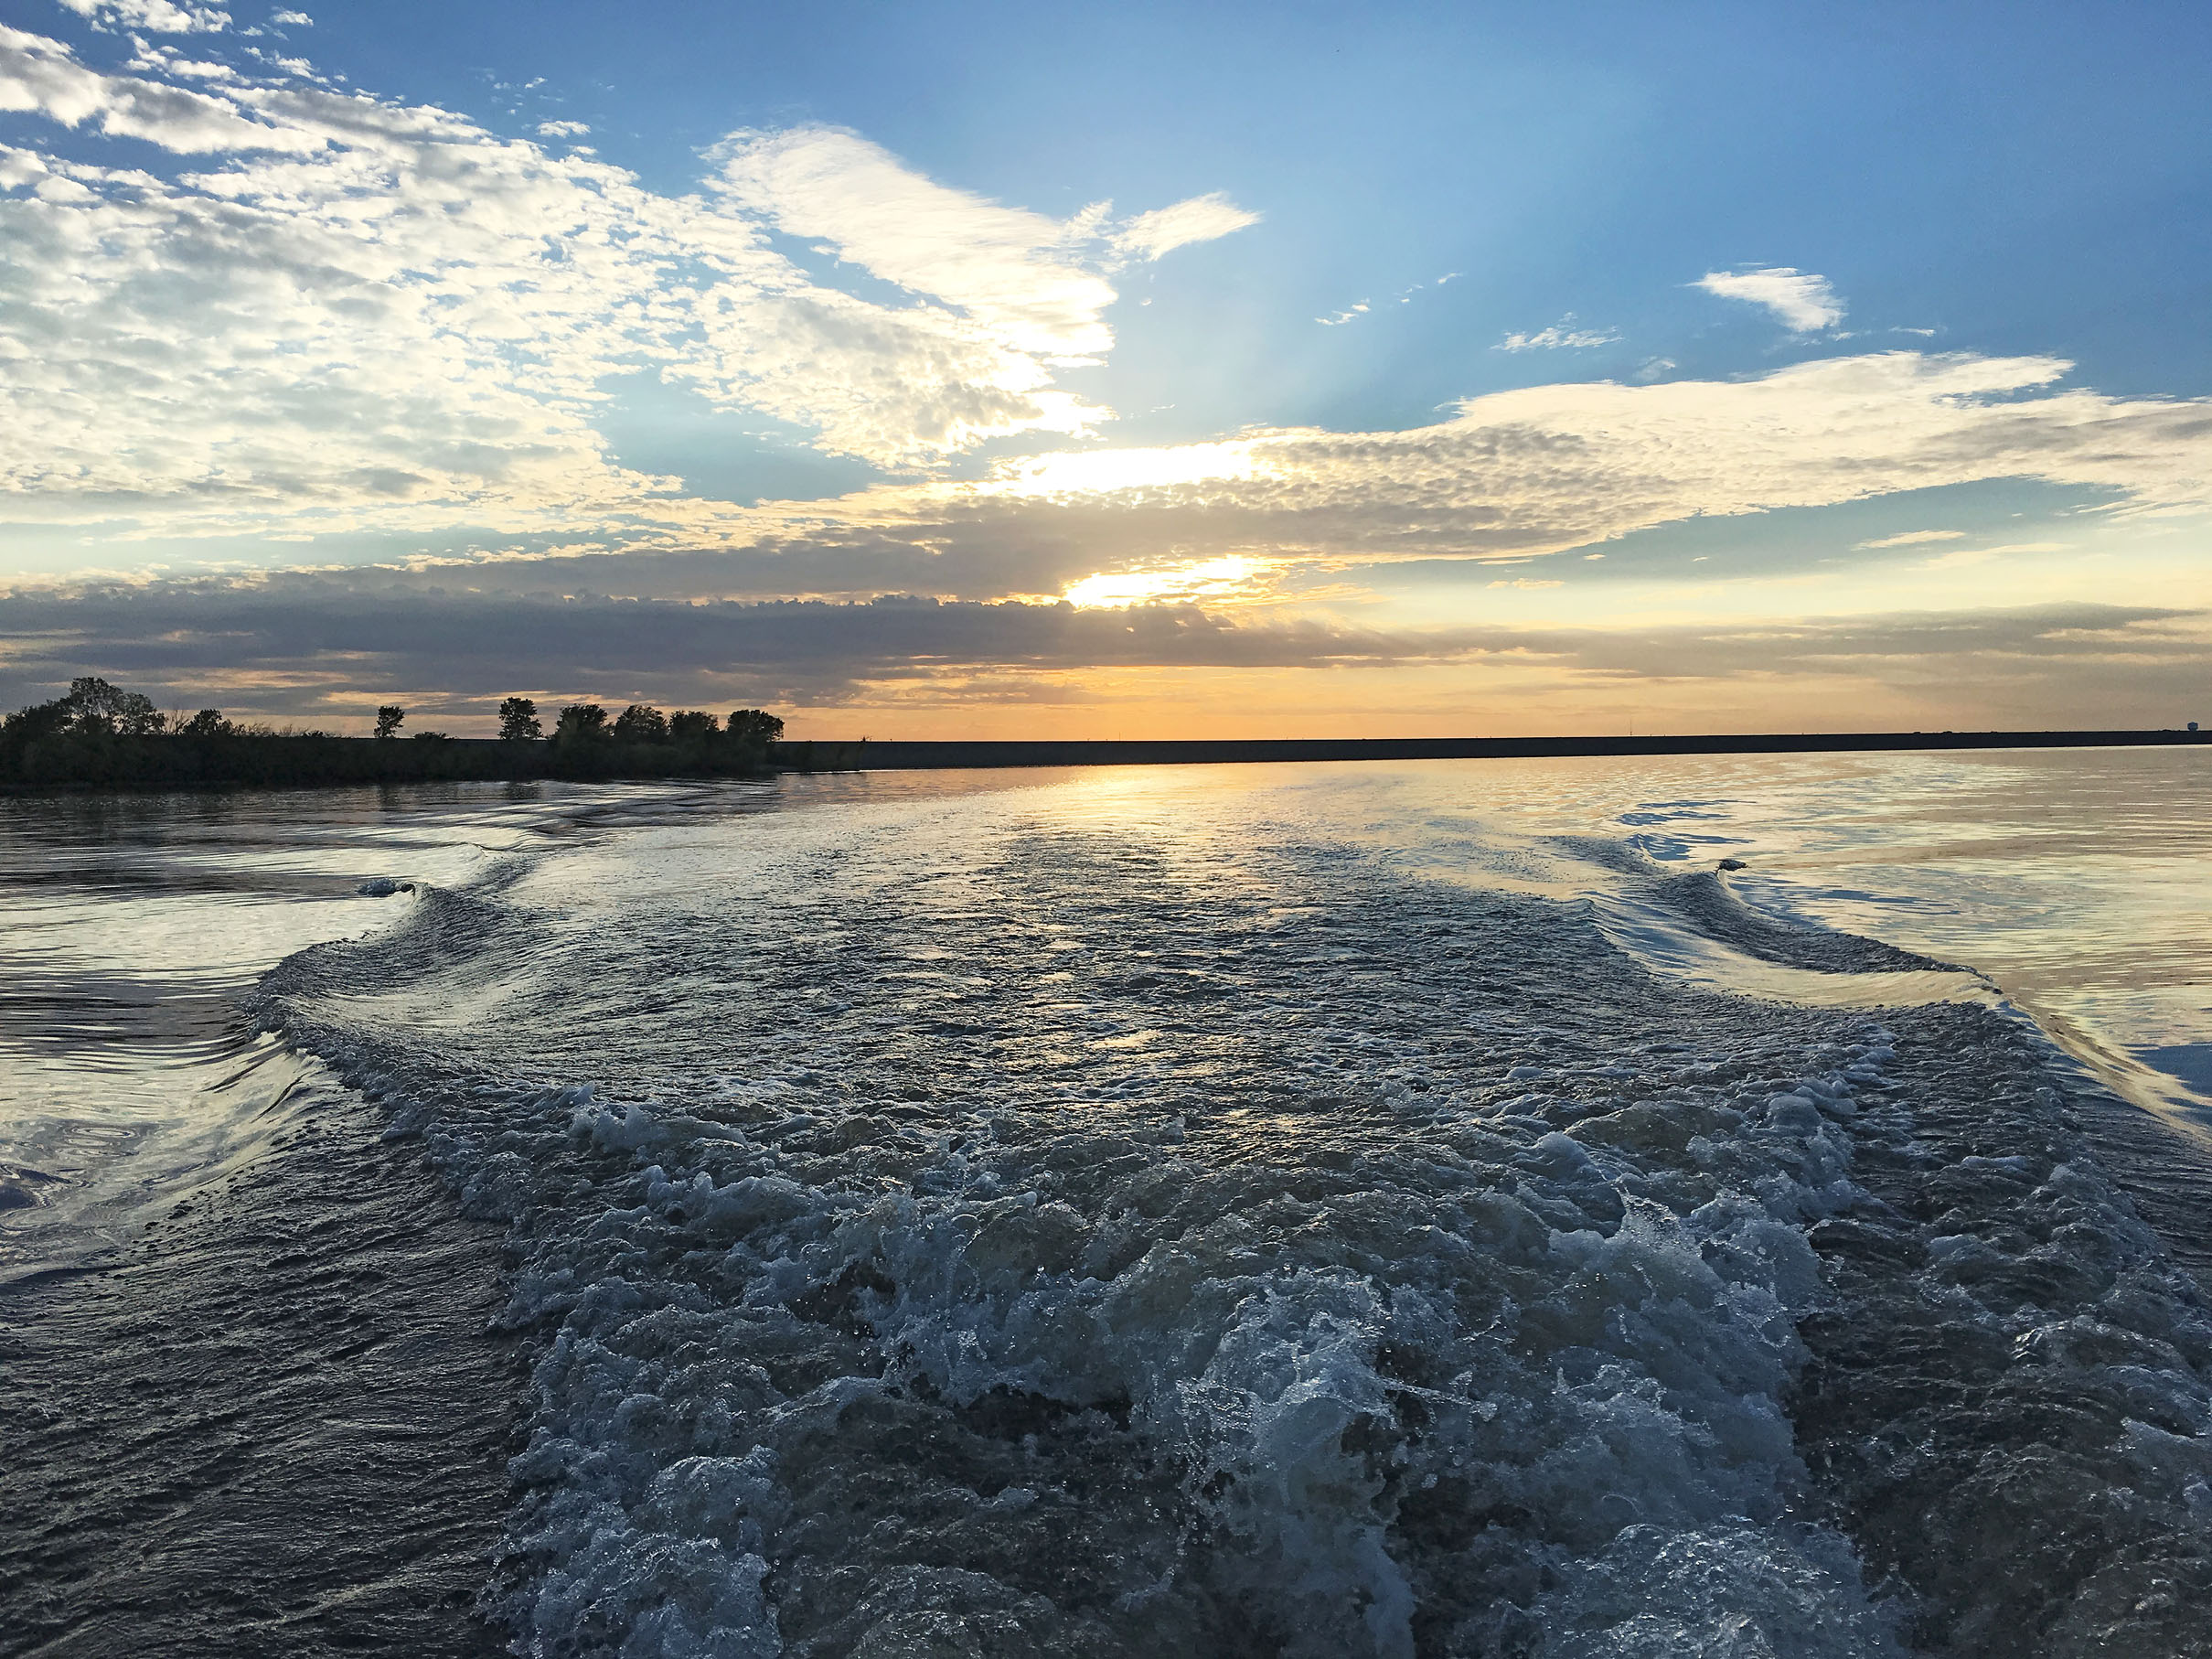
1062, 554, 1277, 607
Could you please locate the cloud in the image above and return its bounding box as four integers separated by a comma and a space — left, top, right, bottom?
710, 126, 1118, 363
1495, 315, 1620, 352
1061, 554, 1277, 607
0, 26, 1257, 534
1321, 272, 1460, 328
0, 573, 2195, 726
0, 26, 321, 151
4, 19, 2209, 628
1533, 603, 2204, 686
535, 118, 588, 138
1696, 266, 1844, 332
851, 351, 2212, 591
0, 580, 1475, 712
56, 0, 230, 33
707, 126, 1251, 363
1858, 530, 1967, 549
1109, 191, 1258, 261
270, 9, 311, 23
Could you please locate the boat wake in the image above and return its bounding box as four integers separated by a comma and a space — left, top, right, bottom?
237, 779, 2212, 1657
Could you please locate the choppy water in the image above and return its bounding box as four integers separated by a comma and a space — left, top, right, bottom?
3, 750, 2210, 1657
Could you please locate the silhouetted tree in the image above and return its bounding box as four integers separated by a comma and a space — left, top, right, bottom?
613, 703, 668, 743
0, 672, 779, 788
60, 677, 165, 736
726, 709, 785, 744
3, 700, 70, 746
554, 702, 609, 744
61, 677, 123, 733
497, 695, 542, 741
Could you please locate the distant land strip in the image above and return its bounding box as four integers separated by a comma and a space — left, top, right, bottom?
769, 729, 2209, 771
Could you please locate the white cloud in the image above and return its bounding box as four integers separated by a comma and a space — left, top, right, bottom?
707, 126, 1250, 366
4, 18, 2207, 615
536, 118, 588, 138
56, 0, 230, 33
0, 26, 320, 151
1110, 191, 1257, 261
270, 9, 311, 23
1858, 530, 1967, 549
711, 124, 1115, 360
830, 351, 2211, 593
1696, 266, 1844, 332
1318, 303, 1369, 326
1495, 315, 1620, 351
0, 25, 1264, 538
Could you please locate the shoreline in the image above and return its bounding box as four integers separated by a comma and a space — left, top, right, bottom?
3, 727, 2201, 794
770, 726, 2209, 770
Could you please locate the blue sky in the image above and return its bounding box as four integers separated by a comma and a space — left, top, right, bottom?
1, 0, 2207, 733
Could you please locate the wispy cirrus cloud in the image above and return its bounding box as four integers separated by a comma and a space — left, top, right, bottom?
1696, 266, 1844, 332
715, 126, 1125, 364
1108, 191, 1258, 261
1494, 314, 1620, 351
1858, 530, 1968, 549
1318, 270, 1459, 327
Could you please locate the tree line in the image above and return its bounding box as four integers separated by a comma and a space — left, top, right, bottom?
0, 679, 787, 789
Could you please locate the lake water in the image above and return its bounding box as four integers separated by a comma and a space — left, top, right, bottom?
3, 748, 2209, 1657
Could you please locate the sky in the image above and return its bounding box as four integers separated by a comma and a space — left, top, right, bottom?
1, 0, 2208, 737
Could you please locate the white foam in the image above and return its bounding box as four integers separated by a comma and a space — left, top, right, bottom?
247, 772, 2212, 1654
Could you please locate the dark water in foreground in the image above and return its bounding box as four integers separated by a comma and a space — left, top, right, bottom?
3, 752, 2210, 1656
